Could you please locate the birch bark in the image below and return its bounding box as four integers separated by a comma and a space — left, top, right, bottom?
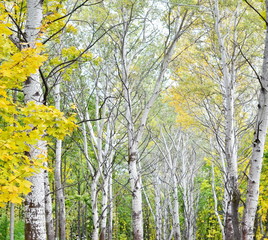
100, 151, 114, 240
117, 5, 187, 238
214, 1, 240, 238
44, 168, 55, 240
160, 129, 182, 240
242, 1, 268, 238
78, 88, 115, 240
181, 147, 198, 240
24, 144, 46, 240
54, 82, 66, 240
154, 174, 162, 240
24, 0, 47, 239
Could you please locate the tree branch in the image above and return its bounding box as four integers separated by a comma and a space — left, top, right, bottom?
243, 0, 268, 25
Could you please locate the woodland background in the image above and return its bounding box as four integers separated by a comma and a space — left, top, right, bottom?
1, 0, 268, 239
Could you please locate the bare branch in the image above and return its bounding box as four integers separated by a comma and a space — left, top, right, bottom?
243, 0, 268, 25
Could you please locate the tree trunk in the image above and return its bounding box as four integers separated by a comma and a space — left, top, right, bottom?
25, 160, 46, 240
108, 171, 113, 240
163, 195, 169, 240
242, 2, 268, 237
24, 1, 47, 239
172, 176, 181, 240
213, 0, 240, 238
242, 79, 268, 240
212, 164, 225, 240
182, 149, 197, 240
10, 203, 15, 240
154, 175, 162, 240
44, 168, 55, 240
100, 174, 109, 240
54, 82, 66, 240
128, 148, 143, 240
92, 179, 100, 240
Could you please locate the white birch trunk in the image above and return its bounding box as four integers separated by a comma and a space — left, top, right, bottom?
25, 143, 46, 240
154, 175, 162, 240
54, 82, 66, 240
163, 194, 169, 240
100, 169, 109, 240
214, 1, 240, 238
120, 13, 144, 238
129, 147, 144, 240
242, 2, 268, 238
162, 129, 181, 239
24, 1, 46, 238
44, 168, 55, 240
80, 113, 100, 240
172, 175, 181, 240
211, 164, 225, 240
81, 121, 100, 240
117, 5, 187, 239
91, 179, 100, 240
24, 0, 43, 104
108, 172, 113, 240
182, 149, 197, 240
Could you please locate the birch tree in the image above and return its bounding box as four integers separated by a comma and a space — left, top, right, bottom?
213, 0, 240, 238
67, 58, 120, 239
3, 0, 77, 238
109, 1, 193, 238
155, 128, 182, 240
168, 0, 263, 238
152, 126, 200, 240
54, 78, 66, 240
242, 1, 268, 238
23, 1, 47, 238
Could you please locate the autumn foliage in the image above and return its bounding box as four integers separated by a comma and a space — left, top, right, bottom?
0, 2, 76, 206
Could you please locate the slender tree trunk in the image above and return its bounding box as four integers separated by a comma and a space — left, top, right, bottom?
100, 174, 109, 240
120, 16, 144, 238
128, 146, 143, 240
154, 175, 162, 240
54, 82, 66, 240
92, 179, 100, 240
182, 150, 197, 240
163, 195, 169, 240
44, 168, 55, 240
81, 119, 100, 240
242, 2, 268, 238
118, 4, 186, 239
211, 164, 225, 240
100, 149, 114, 240
10, 203, 14, 240
172, 175, 181, 240
214, 0, 240, 238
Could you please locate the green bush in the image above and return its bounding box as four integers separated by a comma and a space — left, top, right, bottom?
13, 220, 24, 240
0, 216, 8, 240
0, 215, 24, 240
